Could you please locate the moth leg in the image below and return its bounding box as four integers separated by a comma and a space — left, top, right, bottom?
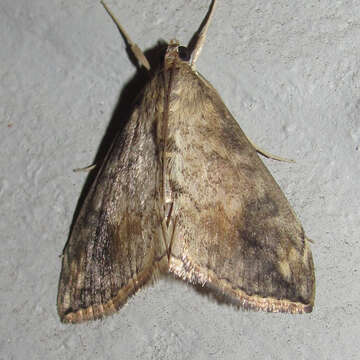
189, 0, 217, 68
306, 236, 315, 244
158, 198, 178, 263
101, 1, 151, 71
247, 137, 295, 163
160, 215, 170, 259
167, 215, 178, 262
158, 202, 172, 260
73, 164, 96, 173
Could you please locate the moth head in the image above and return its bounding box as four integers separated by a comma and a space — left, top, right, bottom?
164, 39, 192, 69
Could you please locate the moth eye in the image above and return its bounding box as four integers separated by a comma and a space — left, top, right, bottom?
178, 46, 191, 62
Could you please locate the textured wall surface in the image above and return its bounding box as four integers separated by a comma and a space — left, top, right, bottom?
1, 0, 359, 359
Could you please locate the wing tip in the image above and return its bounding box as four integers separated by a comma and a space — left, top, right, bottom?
57, 256, 168, 323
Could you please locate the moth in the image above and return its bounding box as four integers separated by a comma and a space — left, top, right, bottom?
58, 0, 315, 323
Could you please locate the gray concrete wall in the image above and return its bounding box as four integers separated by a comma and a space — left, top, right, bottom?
1, 1, 359, 359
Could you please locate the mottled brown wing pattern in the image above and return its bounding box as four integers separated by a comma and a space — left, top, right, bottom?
166, 63, 315, 313
58, 0, 315, 323
57, 76, 168, 323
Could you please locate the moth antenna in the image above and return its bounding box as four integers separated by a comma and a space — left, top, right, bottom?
188, 0, 217, 68
247, 138, 295, 163
101, 1, 151, 71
